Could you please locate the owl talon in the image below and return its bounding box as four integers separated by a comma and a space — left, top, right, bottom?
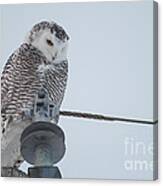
21, 109, 33, 120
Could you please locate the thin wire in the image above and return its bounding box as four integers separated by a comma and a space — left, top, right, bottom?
60, 110, 158, 125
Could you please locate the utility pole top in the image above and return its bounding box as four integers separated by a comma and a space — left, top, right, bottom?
20, 88, 66, 178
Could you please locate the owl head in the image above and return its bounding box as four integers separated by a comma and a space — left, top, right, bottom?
25, 21, 70, 62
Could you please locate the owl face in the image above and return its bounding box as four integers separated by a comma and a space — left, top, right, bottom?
25, 21, 69, 62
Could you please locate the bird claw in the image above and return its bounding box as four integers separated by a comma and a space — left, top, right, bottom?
21, 109, 33, 120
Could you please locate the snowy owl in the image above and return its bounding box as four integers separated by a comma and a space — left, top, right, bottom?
1, 21, 69, 167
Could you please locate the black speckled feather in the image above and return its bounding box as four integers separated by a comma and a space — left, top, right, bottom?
1, 43, 68, 129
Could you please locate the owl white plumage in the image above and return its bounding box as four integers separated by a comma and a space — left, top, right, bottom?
1, 21, 69, 167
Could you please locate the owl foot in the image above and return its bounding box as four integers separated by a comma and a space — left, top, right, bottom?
21, 108, 34, 120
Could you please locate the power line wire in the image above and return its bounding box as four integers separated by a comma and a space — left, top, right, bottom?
60, 110, 158, 125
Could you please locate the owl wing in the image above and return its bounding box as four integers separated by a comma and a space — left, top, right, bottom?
1, 45, 40, 129
1, 52, 19, 123
1, 53, 14, 108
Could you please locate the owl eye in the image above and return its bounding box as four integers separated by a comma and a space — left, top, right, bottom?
46, 39, 54, 46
